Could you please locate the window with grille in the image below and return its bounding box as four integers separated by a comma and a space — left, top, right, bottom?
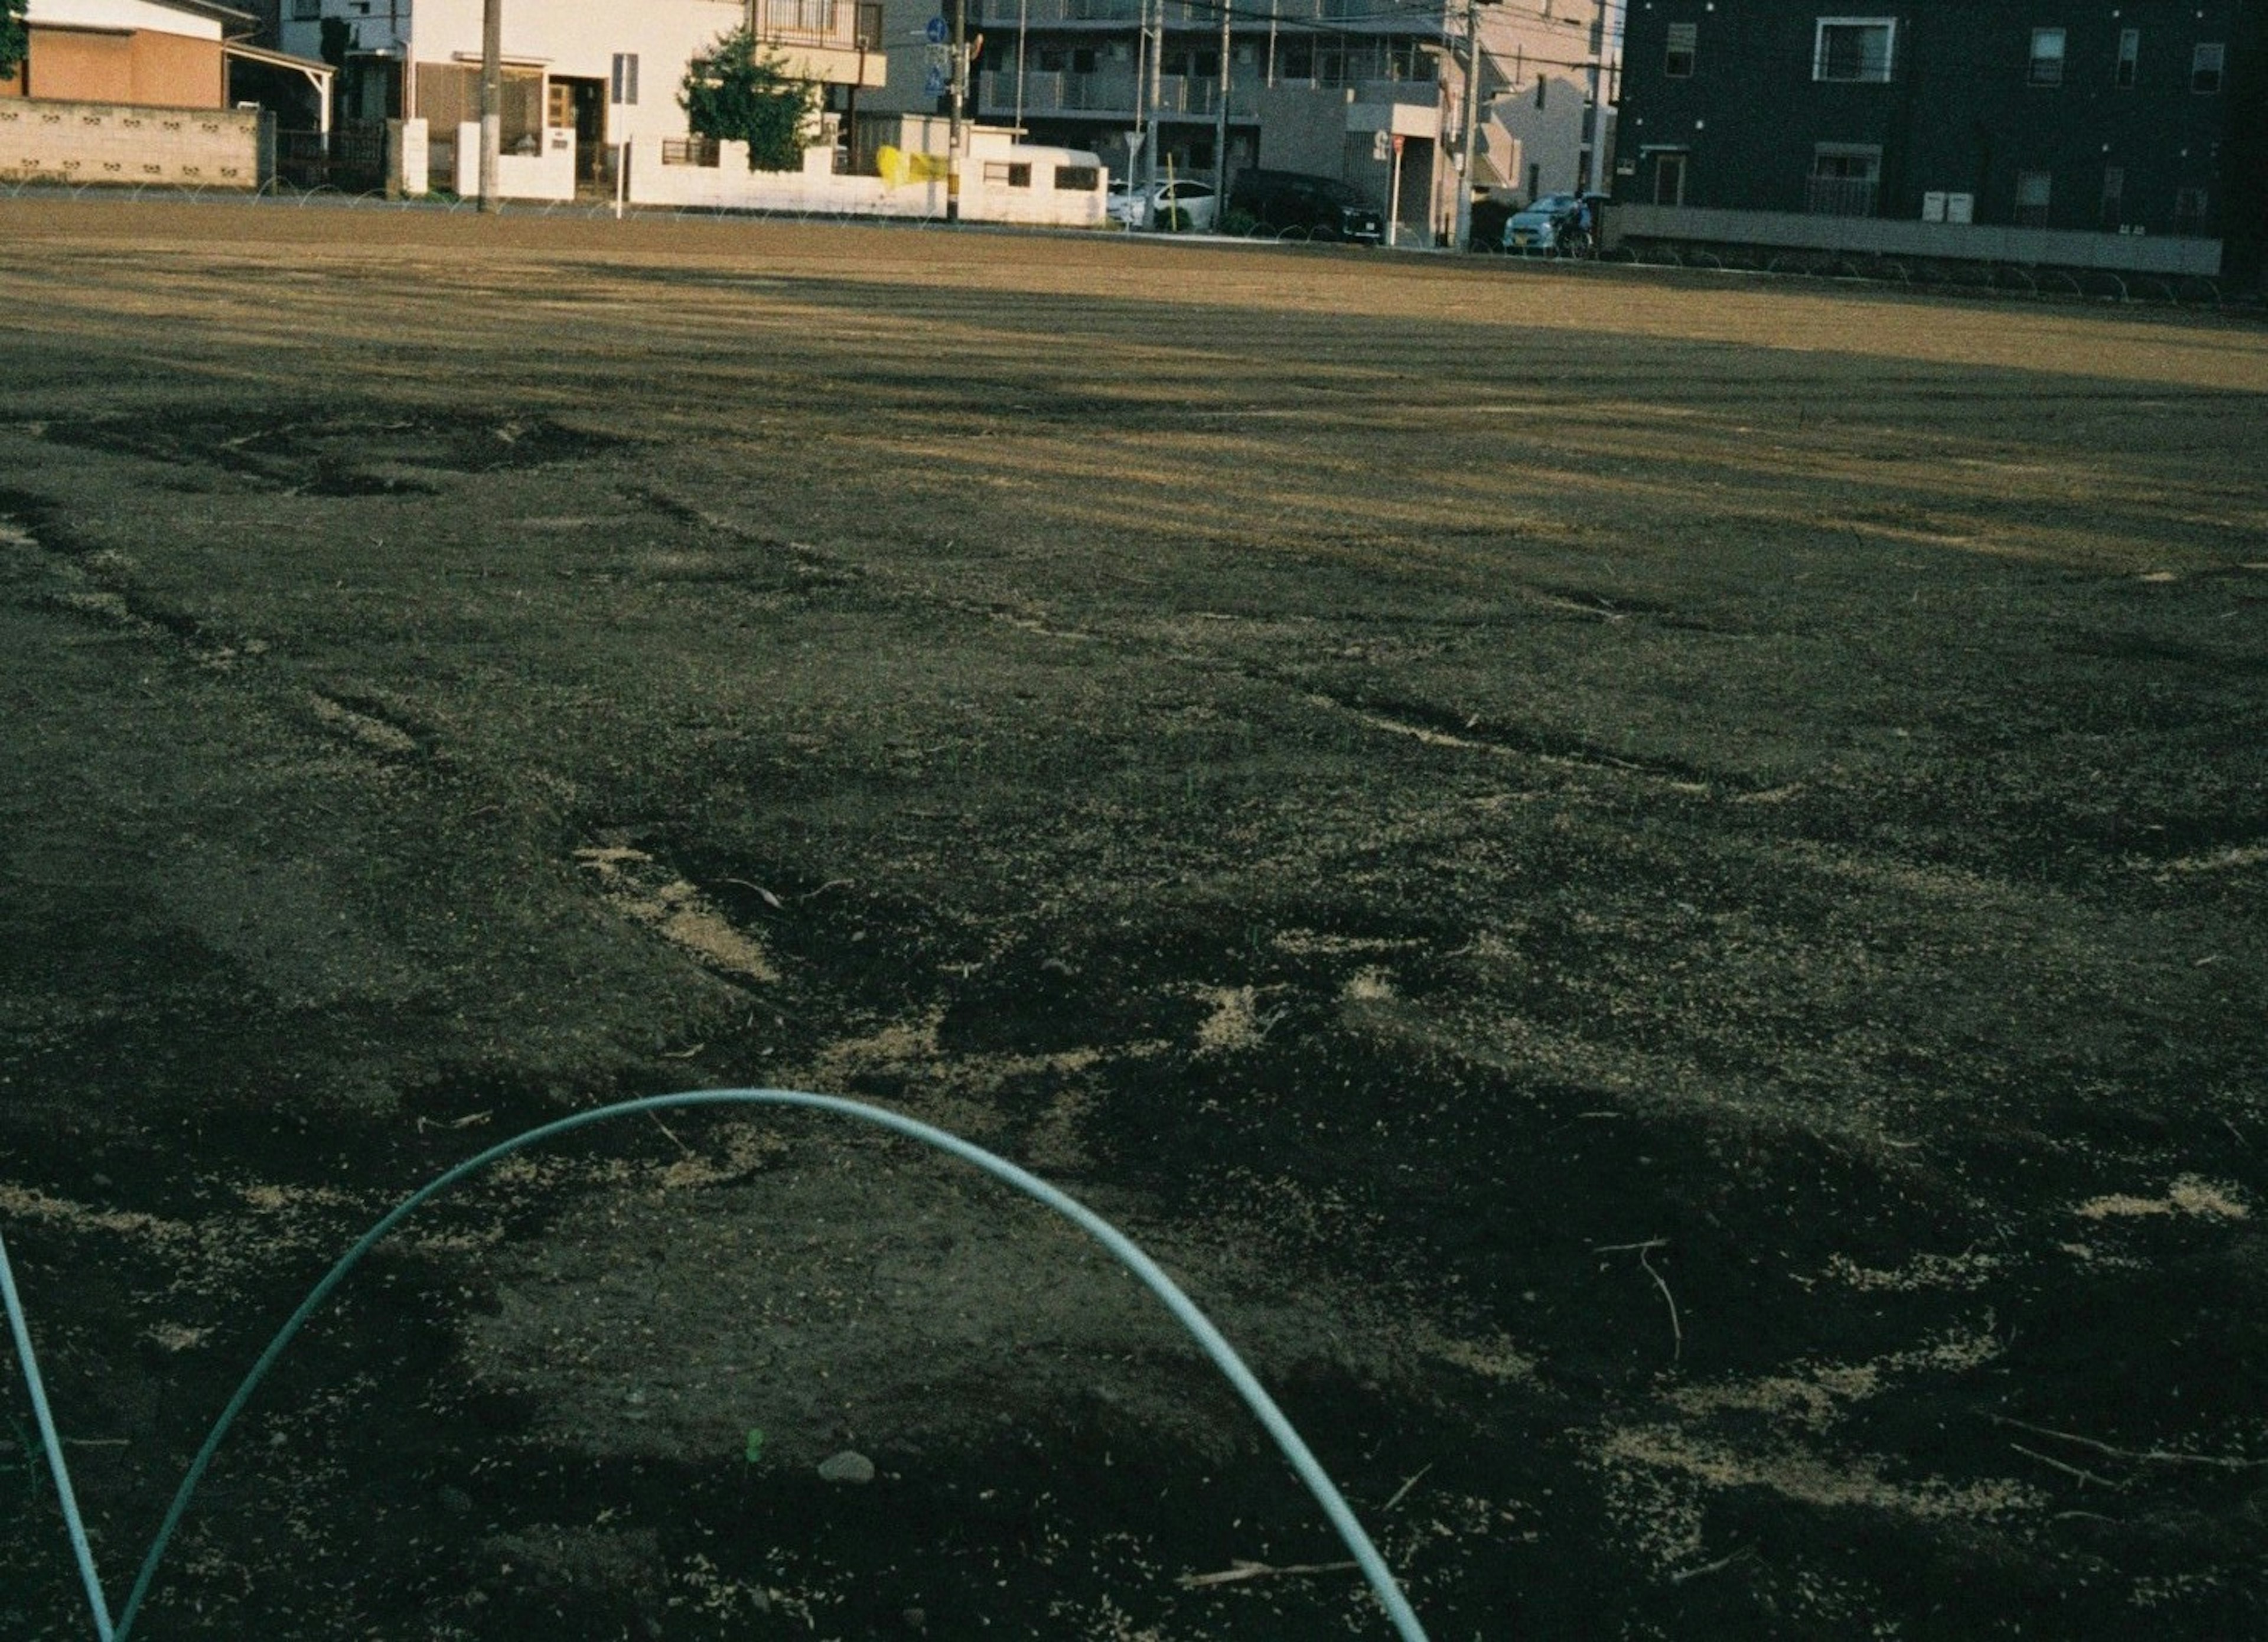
1814, 18, 1895, 82
1665, 22, 1697, 77
2015, 170, 2052, 227
2191, 43, 2224, 92
2099, 165, 2123, 230
2173, 186, 2208, 234
2028, 28, 2065, 86
1054, 165, 1099, 191
2114, 28, 2139, 87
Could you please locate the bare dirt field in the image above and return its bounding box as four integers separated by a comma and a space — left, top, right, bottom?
1, 200, 2265, 1641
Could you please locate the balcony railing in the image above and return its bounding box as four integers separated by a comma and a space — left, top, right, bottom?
978, 69, 1262, 117
757, 0, 885, 53
975, 0, 1438, 27
1805, 175, 1878, 217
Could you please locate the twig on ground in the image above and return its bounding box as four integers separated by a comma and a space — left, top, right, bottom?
649, 1114, 697, 1159
1669, 1544, 1754, 1584
1987, 1414, 2268, 1471
2009, 1443, 2123, 1490
1596, 1238, 1683, 1363
1178, 1558, 1361, 1590
1380, 1462, 1433, 1514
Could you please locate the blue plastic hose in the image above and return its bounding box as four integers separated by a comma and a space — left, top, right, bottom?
1, 1223, 119, 1641
5, 1088, 1430, 1642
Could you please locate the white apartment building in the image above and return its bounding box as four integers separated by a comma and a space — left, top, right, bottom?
276, 0, 887, 185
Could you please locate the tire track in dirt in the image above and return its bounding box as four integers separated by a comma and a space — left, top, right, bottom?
1, 484, 447, 773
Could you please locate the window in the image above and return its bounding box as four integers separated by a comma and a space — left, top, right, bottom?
1814, 18, 1895, 82
2028, 28, 2065, 85
292, 0, 321, 17
1808, 145, 1880, 215
2015, 169, 2052, 227
2192, 43, 2224, 93
2115, 28, 2139, 87
1054, 164, 1099, 191
2100, 165, 2123, 230
1665, 22, 1697, 77
2173, 186, 2209, 234
984, 161, 1031, 187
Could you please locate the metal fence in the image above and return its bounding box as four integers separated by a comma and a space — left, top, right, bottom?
1804, 175, 1878, 217
273, 125, 386, 193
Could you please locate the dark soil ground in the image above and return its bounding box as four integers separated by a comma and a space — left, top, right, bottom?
1, 200, 2265, 1641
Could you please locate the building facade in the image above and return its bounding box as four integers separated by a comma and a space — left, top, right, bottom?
2, 0, 247, 106
1612, 0, 2265, 285
861, 0, 1609, 245
274, 0, 888, 185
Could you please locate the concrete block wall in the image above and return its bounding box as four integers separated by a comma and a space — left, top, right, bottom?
0, 99, 266, 188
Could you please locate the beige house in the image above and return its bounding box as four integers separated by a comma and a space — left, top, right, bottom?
2, 0, 247, 107
0, 0, 343, 188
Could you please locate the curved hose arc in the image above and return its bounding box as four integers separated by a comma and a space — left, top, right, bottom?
107, 1087, 1429, 1642
1, 1224, 119, 1640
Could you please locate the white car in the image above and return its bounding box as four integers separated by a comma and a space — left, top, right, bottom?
1106, 178, 1219, 232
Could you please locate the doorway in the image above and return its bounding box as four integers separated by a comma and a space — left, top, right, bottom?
549, 76, 607, 183
1652, 151, 1686, 206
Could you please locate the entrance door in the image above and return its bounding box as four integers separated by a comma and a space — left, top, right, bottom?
549, 77, 606, 183
1653, 151, 1687, 206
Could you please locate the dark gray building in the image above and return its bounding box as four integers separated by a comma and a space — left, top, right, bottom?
1610, 1, 2264, 289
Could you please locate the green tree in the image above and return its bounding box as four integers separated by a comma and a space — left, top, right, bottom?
1, 0, 28, 80
680, 27, 820, 173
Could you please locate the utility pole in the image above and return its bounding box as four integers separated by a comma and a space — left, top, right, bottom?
1584, 2, 1608, 198
946, 0, 965, 221
1014, 0, 1028, 131
1454, 0, 1483, 250
1211, 0, 1231, 221
1136, 0, 1159, 217
477, 0, 501, 212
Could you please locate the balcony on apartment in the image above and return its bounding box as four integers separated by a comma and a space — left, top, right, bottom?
972, 0, 1451, 34
980, 67, 1266, 119
756, 0, 889, 88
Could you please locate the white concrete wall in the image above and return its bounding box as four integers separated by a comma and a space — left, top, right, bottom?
631, 135, 938, 216
452, 119, 575, 200
627, 130, 1106, 226
27, 0, 224, 43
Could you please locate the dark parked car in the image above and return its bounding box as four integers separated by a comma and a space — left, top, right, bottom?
1227, 170, 1384, 244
